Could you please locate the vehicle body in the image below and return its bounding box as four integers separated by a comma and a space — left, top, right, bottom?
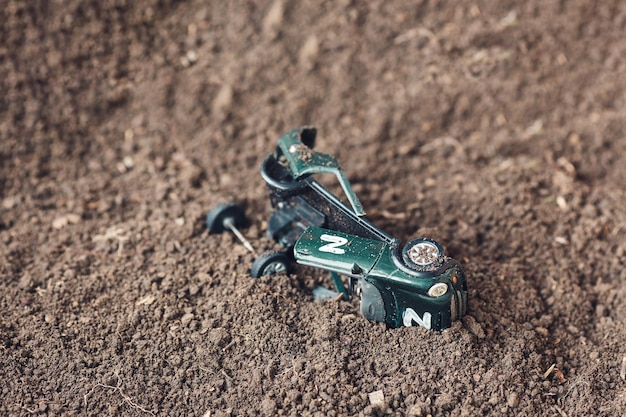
256, 127, 468, 330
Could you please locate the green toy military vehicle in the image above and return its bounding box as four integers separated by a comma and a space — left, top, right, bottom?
207, 127, 468, 330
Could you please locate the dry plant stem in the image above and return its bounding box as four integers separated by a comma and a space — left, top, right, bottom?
83, 372, 155, 416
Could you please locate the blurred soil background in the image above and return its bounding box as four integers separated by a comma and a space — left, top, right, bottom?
1, 0, 626, 415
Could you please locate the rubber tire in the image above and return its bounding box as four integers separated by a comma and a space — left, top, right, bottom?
250, 251, 290, 278
358, 280, 386, 323
206, 203, 246, 234
401, 238, 444, 271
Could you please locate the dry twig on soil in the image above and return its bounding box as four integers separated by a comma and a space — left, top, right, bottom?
83, 371, 155, 416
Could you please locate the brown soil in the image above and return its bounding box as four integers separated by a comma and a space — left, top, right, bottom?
2, 1, 626, 416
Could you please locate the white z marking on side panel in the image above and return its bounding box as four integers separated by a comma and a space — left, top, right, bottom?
402, 308, 432, 330
319, 234, 348, 255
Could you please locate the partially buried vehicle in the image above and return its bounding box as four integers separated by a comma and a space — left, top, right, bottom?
207, 127, 468, 330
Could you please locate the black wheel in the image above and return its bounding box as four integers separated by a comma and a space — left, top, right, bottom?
250, 251, 290, 278
402, 238, 444, 271
206, 203, 246, 234
358, 280, 386, 323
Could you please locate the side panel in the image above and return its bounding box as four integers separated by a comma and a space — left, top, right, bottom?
294, 227, 386, 277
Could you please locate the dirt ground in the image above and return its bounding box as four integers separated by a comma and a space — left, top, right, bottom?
2, 0, 626, 415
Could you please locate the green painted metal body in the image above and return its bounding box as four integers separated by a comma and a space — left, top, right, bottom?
294, 227, 386, 275
276, 128, 365, 216
294, 226, 466, 330
260, 127, 468, 330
